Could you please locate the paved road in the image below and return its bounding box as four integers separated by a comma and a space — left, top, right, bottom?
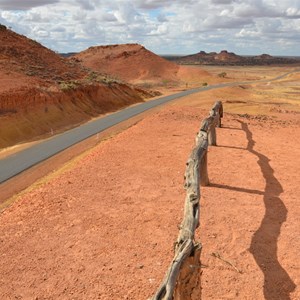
1, 69, 299, 183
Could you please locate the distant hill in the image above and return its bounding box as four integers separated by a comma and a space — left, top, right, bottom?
60, 52, 78, 58
73, 44, 181, 84
172, 50, 299, 66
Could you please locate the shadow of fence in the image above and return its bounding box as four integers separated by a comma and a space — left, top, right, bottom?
239, 121, 296, 300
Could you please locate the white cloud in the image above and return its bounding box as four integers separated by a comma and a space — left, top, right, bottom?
74, 0, 95, 11
133, 0, 178, 9
203, 15, 253, 29
211, 0, 237, 4
0, 0, 59, 10
285, 7, 300, 18
0, 0, 299, 55
237, 28, 260, 38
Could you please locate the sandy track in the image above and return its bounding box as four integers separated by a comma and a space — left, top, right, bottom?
0, 105, 299, 299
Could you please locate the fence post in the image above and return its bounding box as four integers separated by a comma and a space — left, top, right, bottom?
218, 101, 223, 128
208, 125, 216, 146
174, 243, 202, 299
200, 151, 209, 186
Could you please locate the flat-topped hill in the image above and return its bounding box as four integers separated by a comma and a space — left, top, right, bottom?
174, 50, 299, 66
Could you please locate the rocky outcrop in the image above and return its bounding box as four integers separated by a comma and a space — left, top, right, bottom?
173, 50, 299, 66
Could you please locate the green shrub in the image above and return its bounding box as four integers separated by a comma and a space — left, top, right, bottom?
59, 81, 78, 91
218, 72, 227, 78
0, 24, 7, 31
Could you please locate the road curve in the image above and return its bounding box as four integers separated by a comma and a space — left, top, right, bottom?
1, 69, 299, 183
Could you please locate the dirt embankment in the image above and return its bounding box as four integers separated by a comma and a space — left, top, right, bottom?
0, 83, 145, 149
0, 27, 151, 149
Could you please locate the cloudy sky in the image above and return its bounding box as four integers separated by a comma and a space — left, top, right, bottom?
0, 0, 299, 55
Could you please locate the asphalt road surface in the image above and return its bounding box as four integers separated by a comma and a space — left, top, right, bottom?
0, 69, 299, 183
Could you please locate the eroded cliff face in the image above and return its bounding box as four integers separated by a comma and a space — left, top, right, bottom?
0, 83, 144, 149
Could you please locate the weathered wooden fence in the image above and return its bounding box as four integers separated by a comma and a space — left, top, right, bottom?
152, 101, 223, 300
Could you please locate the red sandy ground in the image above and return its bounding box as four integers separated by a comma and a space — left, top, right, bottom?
0, 104, 299, 299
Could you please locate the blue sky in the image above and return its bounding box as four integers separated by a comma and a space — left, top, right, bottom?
0, 0, 299, 55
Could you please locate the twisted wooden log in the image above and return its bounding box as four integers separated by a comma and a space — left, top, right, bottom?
152, 101, 223, 300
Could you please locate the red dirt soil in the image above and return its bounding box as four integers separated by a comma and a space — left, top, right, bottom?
0, 105, 299, 299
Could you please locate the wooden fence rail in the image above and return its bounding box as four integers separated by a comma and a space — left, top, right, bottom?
151, 101, 223, 300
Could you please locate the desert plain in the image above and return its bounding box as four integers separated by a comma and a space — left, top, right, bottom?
0, 26, 300, 300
